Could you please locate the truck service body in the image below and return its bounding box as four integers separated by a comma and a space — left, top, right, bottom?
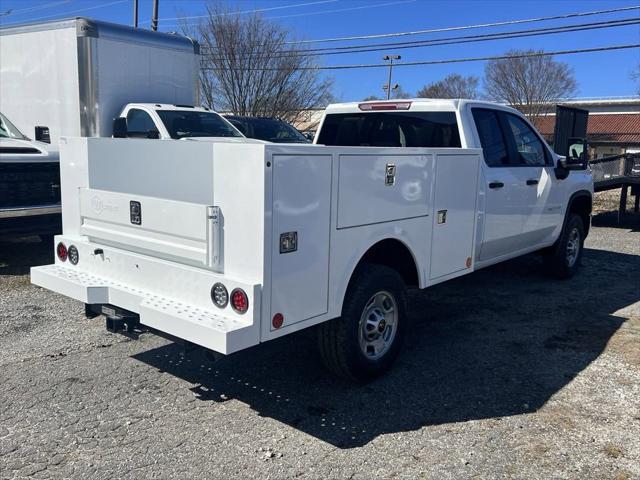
31, 99, 593, 380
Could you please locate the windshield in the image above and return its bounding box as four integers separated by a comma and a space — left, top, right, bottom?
157, 110, 243, 139
232, 117, 309, 143
0, 112, 28, 140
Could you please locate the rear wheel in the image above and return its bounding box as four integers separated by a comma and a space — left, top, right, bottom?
318, 264, 407, 381
544, 213, 585, 279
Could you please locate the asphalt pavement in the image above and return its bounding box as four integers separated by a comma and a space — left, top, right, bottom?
1, 208, 638, 479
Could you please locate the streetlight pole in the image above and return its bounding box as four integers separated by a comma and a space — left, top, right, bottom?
151, 0, 159, 31
383, 55, 401, 100
133, 0, 138, 28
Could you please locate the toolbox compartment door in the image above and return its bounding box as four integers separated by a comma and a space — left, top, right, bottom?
336, 153, 431, 229
429, 153, 480, 280
79, 188, 214, 267
270, 154, 332, 329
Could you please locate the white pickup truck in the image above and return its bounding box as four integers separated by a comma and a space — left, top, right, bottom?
31, 99, 593, 381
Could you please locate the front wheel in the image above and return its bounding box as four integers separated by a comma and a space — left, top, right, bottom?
317, 264, 407, 381
543, 213, 585, 279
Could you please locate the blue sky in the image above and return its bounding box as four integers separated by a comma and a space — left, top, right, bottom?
1, 0, 639, 101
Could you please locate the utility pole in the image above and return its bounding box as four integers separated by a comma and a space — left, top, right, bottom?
383, 55, 401, 100
151, 0, 159, 31
133, 0, 138, 28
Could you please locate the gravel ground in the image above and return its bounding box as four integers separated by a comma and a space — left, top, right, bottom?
1, 202, 639, 479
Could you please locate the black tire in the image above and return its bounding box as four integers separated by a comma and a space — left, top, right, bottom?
543, 213, 585, 279
317, 264, 407, 381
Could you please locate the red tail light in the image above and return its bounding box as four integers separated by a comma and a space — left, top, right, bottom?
56, 242, 68, 262
272, 313, 284, 329
230, 288, 248, 314
358, 101, 412, 111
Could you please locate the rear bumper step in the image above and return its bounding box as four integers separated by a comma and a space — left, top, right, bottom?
31, 264, 260, 354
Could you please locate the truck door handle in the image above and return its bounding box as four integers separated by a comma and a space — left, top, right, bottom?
526, 179, 539, 186
488, 182, 504, 189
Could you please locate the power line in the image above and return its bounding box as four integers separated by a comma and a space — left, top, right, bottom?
283, 17, 640, 56
161, 0, 415, 28
265, 0, 415, 21
153, 0, 339, 26
200, 44, 640, 71
1, 0, 128, 25
200, 17, 640, 59
283, 4, 640, 45
0, 0, 71, 18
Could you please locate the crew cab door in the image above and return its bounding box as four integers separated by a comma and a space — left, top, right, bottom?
500, 112, 562, 246
472, 108, 528, 260
473, 108, 561, 261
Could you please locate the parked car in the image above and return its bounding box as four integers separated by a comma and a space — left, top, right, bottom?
113, 105, 245, 141
225, 116, 310, 143
0, 112, 61, 240
32, 99, 592, 381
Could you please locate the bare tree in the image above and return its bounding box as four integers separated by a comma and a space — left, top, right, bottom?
416, 74, 479, 99
484, 50, 577, 124
362, 85, 411, 101
185, 3, 333, 123
392, 85, 412, 99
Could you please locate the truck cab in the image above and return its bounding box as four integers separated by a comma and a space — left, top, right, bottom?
115, 104, 246, 141
315, 99, 593, 270
0, 112, 61, 239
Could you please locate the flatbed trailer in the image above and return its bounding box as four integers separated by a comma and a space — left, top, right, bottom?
590, 153, 640, 220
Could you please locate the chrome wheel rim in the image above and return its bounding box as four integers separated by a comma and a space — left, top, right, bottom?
358, 291, 398, 360
566, 227, 580, 267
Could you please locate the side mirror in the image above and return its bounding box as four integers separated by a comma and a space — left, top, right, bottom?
146, 129, 160, 139
35, 126, 51, 143
112, 117, 128, 138
565, 137, 588, 168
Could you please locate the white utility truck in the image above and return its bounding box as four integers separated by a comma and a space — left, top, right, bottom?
31, 99, 593, 380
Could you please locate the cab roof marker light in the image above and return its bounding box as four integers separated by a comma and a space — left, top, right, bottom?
358, 101, 412, 111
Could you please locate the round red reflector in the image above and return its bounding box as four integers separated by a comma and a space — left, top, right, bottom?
56, 242, 68, 262
230, 288, 249, 314
272, 313, 284, 329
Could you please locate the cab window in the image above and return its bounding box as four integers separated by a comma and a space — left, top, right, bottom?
504, 113, 548, 166
472, 109, 509, 167
126, 109, 157, 138
317, 112, 461, 148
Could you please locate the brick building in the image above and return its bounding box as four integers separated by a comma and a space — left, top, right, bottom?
533, 97, 640, 159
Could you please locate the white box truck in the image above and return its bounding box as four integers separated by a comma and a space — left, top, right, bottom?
0, 17, 200, 237
31, 99, 593, 381
0, 17, 200, 145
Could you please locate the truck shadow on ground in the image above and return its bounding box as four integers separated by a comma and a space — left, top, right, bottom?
133, 247, 638, 449
592, 211, 640, 232
0, 237, 52, 276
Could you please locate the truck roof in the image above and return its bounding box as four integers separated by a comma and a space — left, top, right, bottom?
127, 104, 214, 112
0, 17, 198, 54
324, 98, 520, 115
